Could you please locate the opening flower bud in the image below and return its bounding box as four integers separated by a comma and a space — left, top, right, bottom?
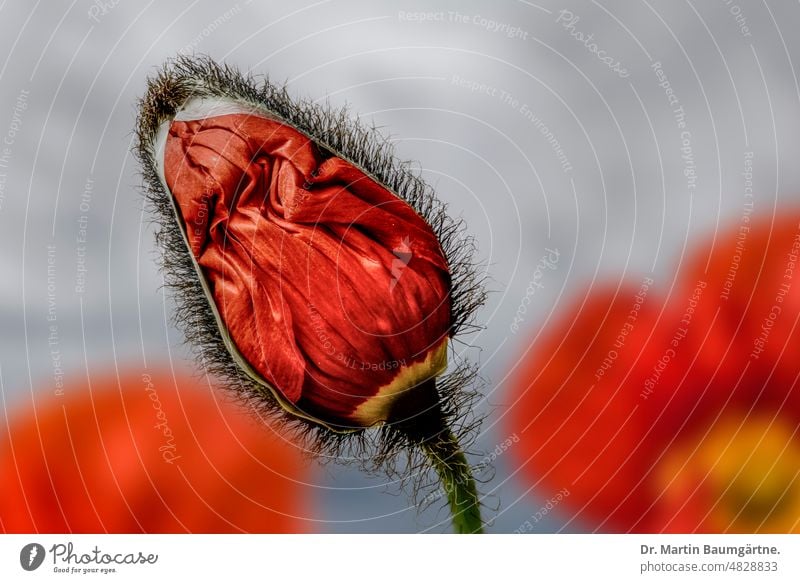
157, 102, 452, 430
135, 56, 486, 533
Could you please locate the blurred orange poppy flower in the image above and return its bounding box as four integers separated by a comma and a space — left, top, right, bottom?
509, 213, 800, 532
1, 370, 315, 533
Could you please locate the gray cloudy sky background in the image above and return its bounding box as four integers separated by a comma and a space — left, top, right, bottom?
1, 0, 799, 532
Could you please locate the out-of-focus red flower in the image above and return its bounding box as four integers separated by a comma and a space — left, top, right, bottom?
509, 213, 800, 533
0, 371, 314, 533
164, 113, 451, 429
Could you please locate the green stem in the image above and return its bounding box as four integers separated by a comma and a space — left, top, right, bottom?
389, 378, 483, 534
421, 430, 484, 534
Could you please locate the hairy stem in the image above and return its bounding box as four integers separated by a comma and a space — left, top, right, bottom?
421, 430, 483, 534
390, 378, 483, 534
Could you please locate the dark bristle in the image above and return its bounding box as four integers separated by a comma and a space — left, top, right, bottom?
133, 54, 487, 491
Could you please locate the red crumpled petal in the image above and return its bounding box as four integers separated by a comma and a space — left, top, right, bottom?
163, 113, 451, 426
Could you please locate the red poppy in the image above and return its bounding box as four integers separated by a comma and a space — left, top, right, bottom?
509, 213, 800, 532
162, 111, 451, 429
0, 370, 314, 533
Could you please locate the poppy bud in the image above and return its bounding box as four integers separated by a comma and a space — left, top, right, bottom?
160, 110, 451, 429
135, 56, 486, 532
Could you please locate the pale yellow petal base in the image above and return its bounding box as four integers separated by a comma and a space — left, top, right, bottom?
351, 339, 449, 426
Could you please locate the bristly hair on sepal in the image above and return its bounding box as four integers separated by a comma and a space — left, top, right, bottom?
133, 54, 488, 510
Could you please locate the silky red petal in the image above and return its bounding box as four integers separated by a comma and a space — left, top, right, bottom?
0, 371, 313, 533
675, 212, 800, 409
509, 286, 671, 531
163, 113, 451, 426
508, 212, 800, 533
